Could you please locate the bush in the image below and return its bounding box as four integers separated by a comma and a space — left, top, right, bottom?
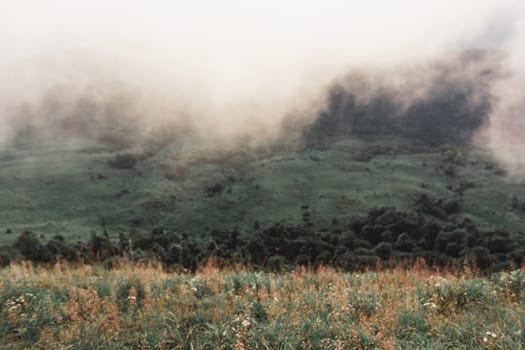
204, 182, 225, 197
466, 246, 495, 269
12, 231, 51, 262
107, 153, 140, 169
374, 242, 392, 259
266, 255, 285, 272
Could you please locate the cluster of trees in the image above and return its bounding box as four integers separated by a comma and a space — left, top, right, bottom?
1, 206, 522, 271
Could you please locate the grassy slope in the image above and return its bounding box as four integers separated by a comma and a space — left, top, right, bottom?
0, 134, 524, 244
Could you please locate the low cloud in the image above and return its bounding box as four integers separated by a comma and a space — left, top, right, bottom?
0, 0, 523, 162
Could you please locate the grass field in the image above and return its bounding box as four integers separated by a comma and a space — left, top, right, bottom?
1, 134, 524, 245
1, 134, 525, 349
1, 261, 524, 349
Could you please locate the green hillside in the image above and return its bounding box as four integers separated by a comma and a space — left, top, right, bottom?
1, 133, 524, 245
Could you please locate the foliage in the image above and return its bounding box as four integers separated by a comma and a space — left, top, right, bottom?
1, 204, 522, 273
0, 262, 524, 349
107, 153, 140, 169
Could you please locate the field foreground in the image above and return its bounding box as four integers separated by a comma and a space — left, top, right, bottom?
1, 262, 524, 349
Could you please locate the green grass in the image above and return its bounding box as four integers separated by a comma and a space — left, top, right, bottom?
0, 261, 524, 349
0, 134, 524, 244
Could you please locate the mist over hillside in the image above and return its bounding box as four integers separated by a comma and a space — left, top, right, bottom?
1, 1, 525, 271
307, 50, 498, 145
0, 49, 503, 155
1, 1, 525, 171
4, 4, 525, 350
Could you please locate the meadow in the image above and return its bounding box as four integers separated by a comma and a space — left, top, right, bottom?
1, 260, 524, 349
1, 132, 524, 245
1, 75, 525, 349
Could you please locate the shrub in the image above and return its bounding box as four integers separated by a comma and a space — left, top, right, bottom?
204, 182, 225, 197
107, 153, 140, 169
374, 242, 392, 259
266, 255, 285, 272
12, 231, 51, 262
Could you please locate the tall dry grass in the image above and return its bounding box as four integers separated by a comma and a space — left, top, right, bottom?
0, 260, 524, 349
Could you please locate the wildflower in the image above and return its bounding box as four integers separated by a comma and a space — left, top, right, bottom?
485, 331, 497, 338
423, 302, 437, 308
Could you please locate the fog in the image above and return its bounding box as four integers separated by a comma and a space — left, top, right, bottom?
479, 14, 525, 177
0, 1, 524, 167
